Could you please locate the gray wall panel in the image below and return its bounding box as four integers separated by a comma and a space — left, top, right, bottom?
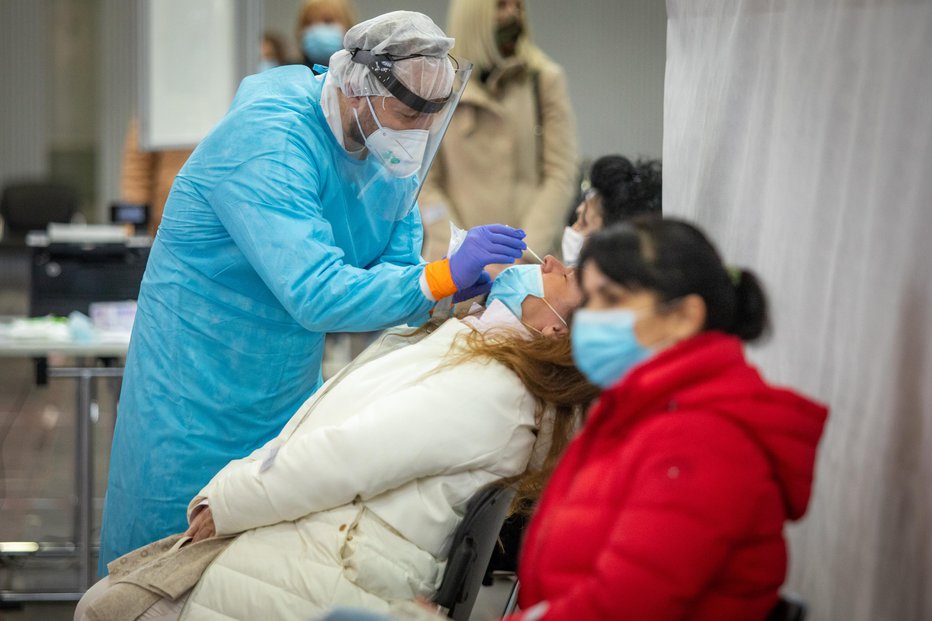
0, 1, 49, 190
96, 0, 137, 223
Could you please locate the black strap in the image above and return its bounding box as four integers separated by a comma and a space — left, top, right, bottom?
531, 69, 543, 169
350, 49, 450, 114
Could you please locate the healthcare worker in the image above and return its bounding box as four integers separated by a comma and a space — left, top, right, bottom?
99, 10, 526, 570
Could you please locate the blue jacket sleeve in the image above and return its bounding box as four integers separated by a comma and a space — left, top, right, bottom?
207, 152, 433, 333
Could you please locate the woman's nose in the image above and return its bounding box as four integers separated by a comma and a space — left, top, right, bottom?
542, 255, 562, 273
575, 201, 587, 223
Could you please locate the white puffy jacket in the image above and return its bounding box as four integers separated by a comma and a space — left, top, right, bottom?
179, 318, 538, 620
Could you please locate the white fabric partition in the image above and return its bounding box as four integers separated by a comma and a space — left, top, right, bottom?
663, 2, 932, 620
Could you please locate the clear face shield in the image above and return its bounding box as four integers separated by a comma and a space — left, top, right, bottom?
344, 50, 473, 221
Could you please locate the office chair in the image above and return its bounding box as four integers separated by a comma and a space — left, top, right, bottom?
434, 485, 516, 621
0, 180, 78, 242
767, 594, 807, 621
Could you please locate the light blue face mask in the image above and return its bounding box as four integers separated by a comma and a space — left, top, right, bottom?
571, 308, 653, 388
302, 24, 345, 66
487, 264, 544, 319
487, 264, 567, 326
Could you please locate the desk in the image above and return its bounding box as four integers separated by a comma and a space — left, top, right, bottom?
0, 327, 129, 602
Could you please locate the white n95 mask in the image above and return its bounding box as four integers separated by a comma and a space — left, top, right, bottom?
355, 97, 429, 178
561, 226, 586, 267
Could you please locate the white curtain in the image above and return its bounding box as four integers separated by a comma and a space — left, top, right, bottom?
663, 1, 932, 620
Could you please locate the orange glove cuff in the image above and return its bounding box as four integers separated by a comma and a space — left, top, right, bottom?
424, 258, 458, 300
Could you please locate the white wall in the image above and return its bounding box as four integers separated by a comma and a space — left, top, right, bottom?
49, 0, 97, 151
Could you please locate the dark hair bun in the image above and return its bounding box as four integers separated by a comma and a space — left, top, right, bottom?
731, 268, 770, 342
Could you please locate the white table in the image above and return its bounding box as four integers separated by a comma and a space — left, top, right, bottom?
0, 325, 129, 602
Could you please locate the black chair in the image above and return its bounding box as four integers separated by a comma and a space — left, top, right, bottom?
0, 180, 78, 243
766, 594, 807, 621
434, 485, 516, 621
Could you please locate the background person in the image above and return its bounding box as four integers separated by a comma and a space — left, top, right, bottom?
99, 11, 525, 572
561, 155, 662, 265
296, 0, 358, 70
419, 0, 579, 261
508, 217, 828, 621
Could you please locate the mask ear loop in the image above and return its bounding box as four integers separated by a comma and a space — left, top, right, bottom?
539, 297, 568, 328
364, 96, 387, 132
352, 102, 370, 145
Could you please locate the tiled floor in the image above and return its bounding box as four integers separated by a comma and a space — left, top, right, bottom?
0, 314, 119, 618
0, 358, 108, 618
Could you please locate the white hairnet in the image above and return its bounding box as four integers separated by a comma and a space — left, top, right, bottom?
328, 11, 455, 102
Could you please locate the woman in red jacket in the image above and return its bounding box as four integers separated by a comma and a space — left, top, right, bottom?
511, 217, 828, 621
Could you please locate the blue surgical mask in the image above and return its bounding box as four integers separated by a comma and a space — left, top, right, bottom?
302, 24, 345, 66
571, 308, 653, 388
487, 264, 544, 319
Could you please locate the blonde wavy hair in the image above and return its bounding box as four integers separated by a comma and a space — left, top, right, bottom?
446, 0, 544, 72
415, 319, 600, 514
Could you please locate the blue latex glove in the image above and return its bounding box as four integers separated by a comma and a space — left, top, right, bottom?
452, 271, 492, 303
449, 224, 526, 289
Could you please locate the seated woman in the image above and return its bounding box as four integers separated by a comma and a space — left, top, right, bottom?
509, 218, 828, 621
76, 257, 597, 621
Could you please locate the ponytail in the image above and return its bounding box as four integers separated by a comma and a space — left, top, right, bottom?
729, 268, 770, 342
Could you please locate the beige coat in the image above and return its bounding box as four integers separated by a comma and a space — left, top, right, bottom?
120, 117, 193, 235
419, 54, 579, 261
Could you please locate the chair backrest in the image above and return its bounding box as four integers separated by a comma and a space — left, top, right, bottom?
434, 485, 516, 621
766, 594, 807, 621
0, 181, 78, 236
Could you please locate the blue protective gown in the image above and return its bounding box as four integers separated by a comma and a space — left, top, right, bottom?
99, 66, 435, 571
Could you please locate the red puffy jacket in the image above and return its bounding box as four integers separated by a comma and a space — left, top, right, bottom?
508, 332, 827, 621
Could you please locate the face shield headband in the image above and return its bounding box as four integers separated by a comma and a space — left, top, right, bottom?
349, 49, 454, 113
